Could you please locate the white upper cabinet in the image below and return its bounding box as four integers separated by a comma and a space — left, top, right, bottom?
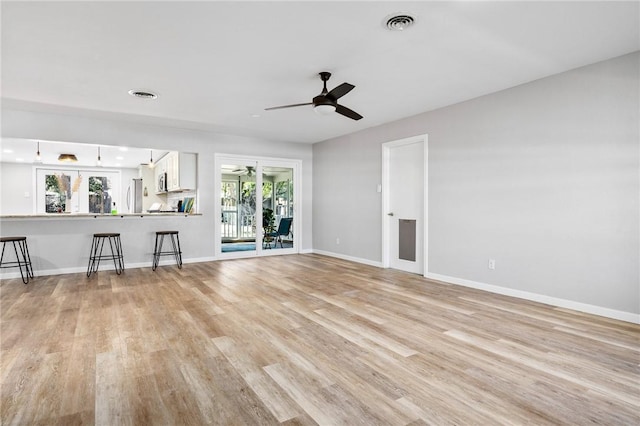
166, 152, 196, 192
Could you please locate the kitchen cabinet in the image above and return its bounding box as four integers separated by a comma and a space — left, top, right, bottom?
166, 152, 196, 192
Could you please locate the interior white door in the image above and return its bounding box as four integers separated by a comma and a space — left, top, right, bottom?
386, 140, 424, 274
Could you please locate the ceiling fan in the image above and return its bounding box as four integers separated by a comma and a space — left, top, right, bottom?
265, 72, 363, 120
232, 166, 255, 176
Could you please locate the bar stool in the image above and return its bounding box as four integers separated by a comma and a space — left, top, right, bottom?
0, 236, 34, 284
87, 233, 124, 277
152, 231, 182, 271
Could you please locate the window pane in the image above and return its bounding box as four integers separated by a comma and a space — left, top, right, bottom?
45, 173, 70, 213
89, 176, 113, 214
221, 181, 238, 238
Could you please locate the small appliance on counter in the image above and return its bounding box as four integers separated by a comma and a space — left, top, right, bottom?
147, 203, 178, 213
147, 202, 163, 213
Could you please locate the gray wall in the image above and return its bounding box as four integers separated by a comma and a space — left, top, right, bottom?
313, 52, 639, 316
1, 105, 314, 258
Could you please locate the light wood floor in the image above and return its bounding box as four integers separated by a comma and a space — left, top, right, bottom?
1, 254, 639, 425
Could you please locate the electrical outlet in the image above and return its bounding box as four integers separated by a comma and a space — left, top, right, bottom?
488, 259, 496, 270
336, 237, 340, 245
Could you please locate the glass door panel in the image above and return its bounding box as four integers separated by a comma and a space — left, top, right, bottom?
262, 166, 294, 251
220, 163, 257, 254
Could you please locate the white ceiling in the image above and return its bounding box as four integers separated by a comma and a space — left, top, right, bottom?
2, 1, 638, 145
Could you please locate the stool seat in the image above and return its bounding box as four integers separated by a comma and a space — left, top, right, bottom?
87, 233, 124, 277
153, 231, 182, 271
0, 236, 34, 284
0, 236, 27, 242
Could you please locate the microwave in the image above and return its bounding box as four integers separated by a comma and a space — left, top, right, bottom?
157, 172, 167, 192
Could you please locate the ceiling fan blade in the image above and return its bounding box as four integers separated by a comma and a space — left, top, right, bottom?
265, 102, 312, 111
335, 104, 363, 121
326, 83, 355, 101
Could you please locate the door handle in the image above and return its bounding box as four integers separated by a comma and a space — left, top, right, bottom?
387, 212, 394, 216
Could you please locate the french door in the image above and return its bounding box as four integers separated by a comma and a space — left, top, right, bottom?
214, 154, 300, 258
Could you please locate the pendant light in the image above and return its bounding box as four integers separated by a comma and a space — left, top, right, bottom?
35, 141, 42, 163
58, 153, 78, 162
96, 146, 102, 166
149, 150, 154, 168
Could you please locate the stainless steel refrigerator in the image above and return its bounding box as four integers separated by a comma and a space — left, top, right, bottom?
127, 178, 143, 213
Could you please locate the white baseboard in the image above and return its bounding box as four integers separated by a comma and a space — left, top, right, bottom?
0, 257, 214, 280
425, 272, 640, 325
297, 252, 639, 325
311, 249, 383, 268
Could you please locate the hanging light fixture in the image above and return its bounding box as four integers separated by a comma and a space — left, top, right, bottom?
58, 153, 78, 162
96, 146, 102, 166
35, 141, 42, 163
149, 150, 154, 168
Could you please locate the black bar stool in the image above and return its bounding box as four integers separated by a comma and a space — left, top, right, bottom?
152, 231, 182, 271
0, 236, 34, 284
87, 233, 124, 277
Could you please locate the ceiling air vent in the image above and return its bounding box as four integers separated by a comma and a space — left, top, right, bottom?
384, 14, 415, 31
128, 89, 158, 99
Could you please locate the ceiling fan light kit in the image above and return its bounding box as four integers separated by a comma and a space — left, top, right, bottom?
265, 71, 363, 120
314, 104, 336, 115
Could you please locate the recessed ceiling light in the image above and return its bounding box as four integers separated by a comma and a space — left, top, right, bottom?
128, 89, 158, 99
116, 156, 124, 160
384, 13, 415, 31
3, 149, 13, 153
251, 114, 261, 118
118, 147, 129, 152
16, 158, 24, 162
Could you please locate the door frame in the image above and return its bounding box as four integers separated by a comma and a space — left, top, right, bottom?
381, 134, 428, 276
214, 153, 301, 259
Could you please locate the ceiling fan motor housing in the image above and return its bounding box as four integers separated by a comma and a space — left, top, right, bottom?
313, 94, 336, 107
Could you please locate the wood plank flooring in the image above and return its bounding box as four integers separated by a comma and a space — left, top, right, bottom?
1, 254, 639, 425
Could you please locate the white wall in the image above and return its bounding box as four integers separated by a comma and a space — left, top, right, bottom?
1, 105, 314, 258
313, 52, 639, 318
0, 162, 33, 214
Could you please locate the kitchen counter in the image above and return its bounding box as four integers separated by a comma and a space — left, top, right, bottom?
0, 212, 210, 278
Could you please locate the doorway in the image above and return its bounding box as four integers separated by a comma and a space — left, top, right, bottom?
382, 135, 427, 275
214, 154, 300, 258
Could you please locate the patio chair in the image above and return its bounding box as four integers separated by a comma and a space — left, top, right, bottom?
264, 217, 292, 249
